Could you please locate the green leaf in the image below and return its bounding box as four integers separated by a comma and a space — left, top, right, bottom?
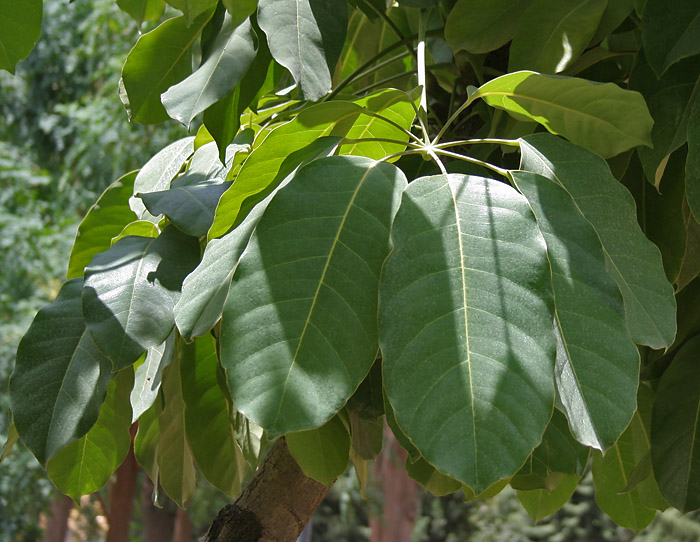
0, 0, 42, 74
652, 335, 700, 512
221, 157, 406, 436
509, 0, 607, 74
405, 456, 462, 497
162, 16, 257, 127
678, 200, 700, 291
686, 86, 700, 222
157, 339, 197, 507
520, 134, 677, 348
517, 474, 581, 522
286, 416, 351, 486
630, 54, 700, 187
130, 332, 175, 422
222, 0, 256, 27
642, 0, 700, 77
180, 335, 247, 497
121, 12, 214, 124
471, 71, 653, 158
113, 220, 160, 243
165, 0, 217, 25
384, 392, 420, 463
257, 0, 348, 101
46, 369, 134, 503
380, 173, 556, 493
117, 0, 166, 25
133, 138, 195, 204
590, 0, 634, 45
134, 395, 162, 483
348, 411, 383, 460
346, 359, 384, 422
1, 424, 19, 464
445, 0, 531, 54
82, 227, 201, 370
140, 181, 232, 237
512, 171, 639, 450
67, 172, 138, 279
234, 412, 267, 469
10, 278, 113, 465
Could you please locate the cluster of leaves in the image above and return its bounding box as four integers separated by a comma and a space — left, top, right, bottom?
3, 0, 700, 534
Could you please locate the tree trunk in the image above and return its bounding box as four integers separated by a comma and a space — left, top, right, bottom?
204, 437, 330, 542
106, 424, 139, 542
142, 477, 176, 542
43, 493, 73, 542
173, 507, 192, 542
369, 428, 418, 542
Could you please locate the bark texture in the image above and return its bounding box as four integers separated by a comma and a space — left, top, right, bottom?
205, 437, 330, 542
106, 424, 139, 542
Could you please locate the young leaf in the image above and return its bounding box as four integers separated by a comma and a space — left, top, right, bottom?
520, 134, 677, 348
380, 174, 556, 493
121, 11, 215, 124
286, 415, 351, 487
257, 0, 348, 101
471, 71, 653, 158
10, 278, 113, 465
0, 0, 42, 74
517, 474, 580, 522
82, 227, 201, 370
67, 171, 138, 279
46, 369, 134, 503
642, 0, 700, 77
221, 157, 406, 436
130, 332, 175, 422
512, 171, 639, 450
117, 0, 166, 26
162, 16, 257, 127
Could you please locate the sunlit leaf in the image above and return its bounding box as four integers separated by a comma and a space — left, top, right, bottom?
130, 332, 175, 422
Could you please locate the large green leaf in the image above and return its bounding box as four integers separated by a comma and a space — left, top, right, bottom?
133, 138, 195, 200
471, 71, 653, 158
180, 335, 247, 497
130, 332, 175, 422
221, 157, 406, 436
120, 12, 214, 124
517, 474, 580, 522
509, 0, 607, 74
257, 0, 348, 101
686, 86, 700, 222
512, 171, 639, 450
286, 415, 351, 486
10, 278, 113, 465
445, 0, 531, 54
678, 200, 700, 291
162, 15, 257, 127
642, 0, 700, 77
134, 394, 162, 483
157, 340, 197, 507
117, 0, 165, 25
0, 0, 42, 74
652, 335, 700, 512
82, 227, 201, 370
166, 0, 217, 25
67, 171, 138, 279
520, 134, 677, 348
590, 0, 634, 45
46, 369, 134, 502
380, 173, 556, 493
405, 456, 462, 497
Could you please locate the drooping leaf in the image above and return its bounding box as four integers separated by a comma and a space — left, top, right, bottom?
221, 157, 406, 436
10, 278, 113, 465
165, 0, 217, 25
517, 474, 581, 522
642, 0, 700, 77
520, 134, 677, 348
82, 227, 201, 370
257, 0, 348, 101
113, 220, 160, 243
512, 171, 639, 450
348, 411, 383, 460
46, 369, 134, 502
346, 359, 384, 422
157, 340, 197, 507
471, 71, 653, 158
652, 335, 700, 512
406, 456, 462, 497
445, 0, 531, 54
286, 415, 351, 486
67, 171, 138, 279
180, 335, 247, 497
380, 173, 556, 493
162, 16, 257, 127
134, 394, 162, 483
121, 12, 215, 124
686, 85, 700, 222
384, 392, 420, 463
117, 0, 166, 25
0, 424, 19, 464
0, 0, 42, 74
509, 0, 607, 74
130, 332, 175, 422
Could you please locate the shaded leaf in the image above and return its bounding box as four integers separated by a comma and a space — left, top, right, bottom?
346, 359, 384, 422
10, 278, 113, 465
405, 456, 462, 497
117, 0, 165, 25
0, 424, 19, 464
222, 0, 256, 27
348, 411, 383, 460
686, 84, 700, 222
0, 0, 42, 74
677, 199, 700, 291
134, 394, 162, 483
642, 0, 700, 77
165, 0, 217, 25
380, 173, 555, 493
130, 332, 175, 422
384, 391, 420, 463
590, 0, 634, 45
517, 474, 581, 522
221, 157, 406, 436
520, 134, 677, 348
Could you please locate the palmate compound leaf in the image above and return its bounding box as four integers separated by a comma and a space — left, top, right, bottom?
220, 156, 406, 437
10, 278, 113, 465
520, 134, 677, 349
379, 174, 556, 493
82, 227, 201, 371
512, 171, 640, 450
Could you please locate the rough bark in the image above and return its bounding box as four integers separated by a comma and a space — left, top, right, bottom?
204, 437, 330, 542
369, 428, 419, 542
142, 477, 176, 542
106, 424, 139, 542
43, 493, 73, 542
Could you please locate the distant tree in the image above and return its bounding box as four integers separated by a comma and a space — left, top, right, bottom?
3, 0, 700, 540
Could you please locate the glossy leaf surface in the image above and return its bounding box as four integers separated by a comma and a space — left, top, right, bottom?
130, 333, 175, 422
